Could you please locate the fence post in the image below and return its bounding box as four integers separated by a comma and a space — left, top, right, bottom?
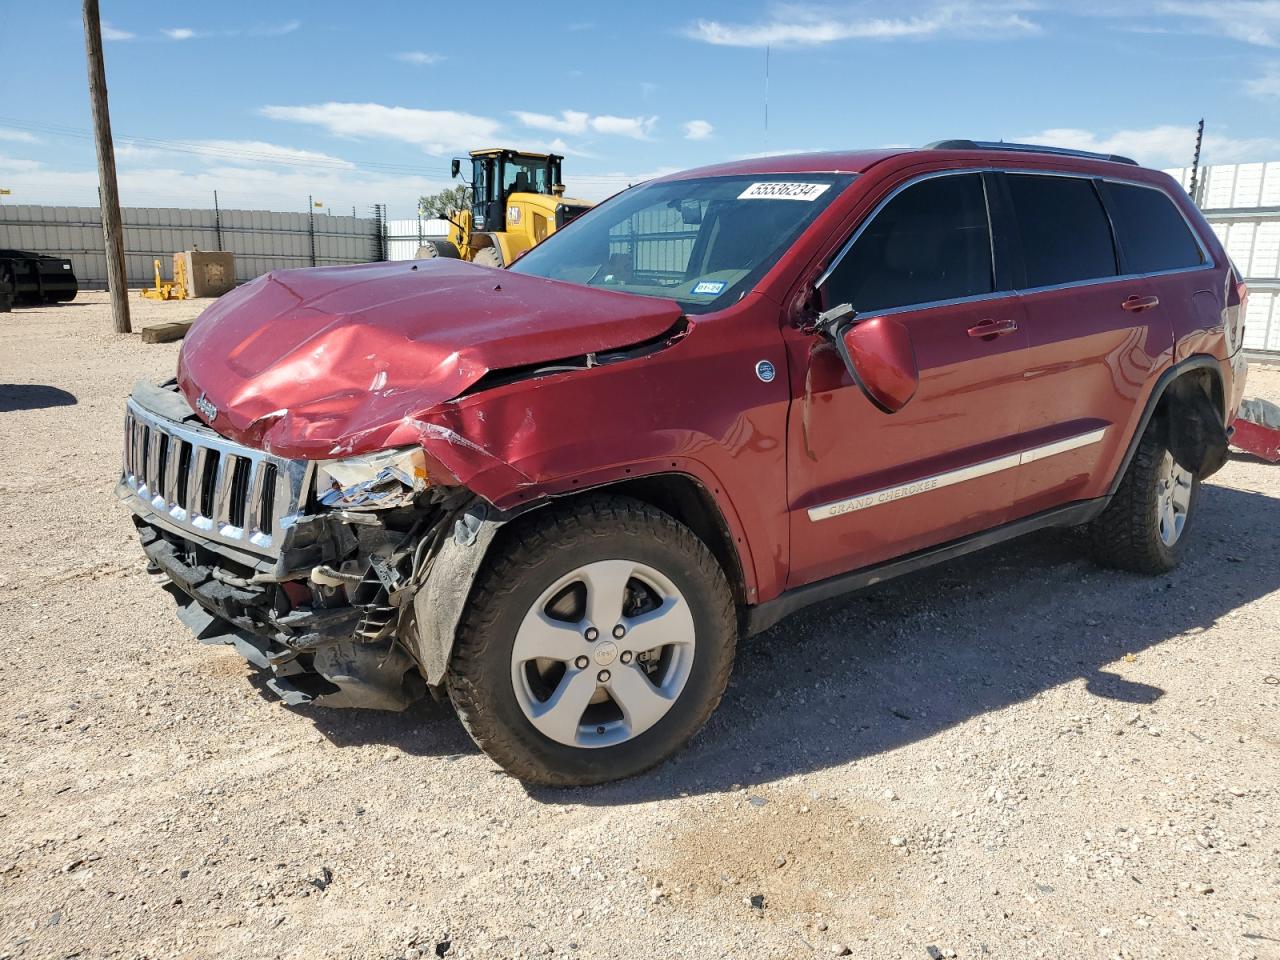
213, 190, 223, 251
308, 195, 317, 267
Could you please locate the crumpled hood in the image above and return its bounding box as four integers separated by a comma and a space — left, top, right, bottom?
177, 259, 683, 458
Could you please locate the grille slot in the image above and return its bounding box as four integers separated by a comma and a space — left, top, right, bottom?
119, 397, 305, 557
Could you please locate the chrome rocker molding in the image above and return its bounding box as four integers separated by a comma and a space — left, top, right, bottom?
749, 355, 1226, 636
807, 427, 1108, 521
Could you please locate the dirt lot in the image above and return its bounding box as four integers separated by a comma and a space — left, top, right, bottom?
2, 291, 1278, 960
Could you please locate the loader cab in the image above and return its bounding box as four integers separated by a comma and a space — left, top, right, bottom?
458, 148, 564, 233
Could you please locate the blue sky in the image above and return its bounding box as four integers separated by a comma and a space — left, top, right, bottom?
1, 0, 1279, 217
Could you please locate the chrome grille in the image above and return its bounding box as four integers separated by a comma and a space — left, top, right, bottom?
120, 398, 307, 558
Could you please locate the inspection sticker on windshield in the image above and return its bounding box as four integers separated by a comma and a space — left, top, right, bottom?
738, 182, 831, 201
692, 280, 727, 296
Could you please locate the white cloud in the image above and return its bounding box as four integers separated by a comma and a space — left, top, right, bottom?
0, 153, 446, 219
164, 27, 196, 40
395, 51, 445, 65
563, 166, 682, 202
683, 120, 714, 141
1245, 63, 1280, 97
514, 110, 657, 140
111, 140, 354, 169
1016, 125, 1280, 168
514, 110, 590, 134
252, 19, 301, 37
0, 154, 44, 174
591, 115, 658, 139
734, 146, 827, 159
101, 21, 135, 41
1158, 1, 1280, 47
686, 2, 1040, 47
0, 128, 39, 144
184, 140, 355, 169
261, 102, 500, 155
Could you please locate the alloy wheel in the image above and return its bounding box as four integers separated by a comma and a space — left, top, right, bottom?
510, 559, 696, 748
1155, 450, 1194, 547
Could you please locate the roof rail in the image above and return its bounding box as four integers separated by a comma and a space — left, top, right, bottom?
925, 139, 1138, 166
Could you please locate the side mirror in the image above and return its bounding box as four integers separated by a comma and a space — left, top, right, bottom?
817, 303, 919, 413
450, 158, 461, 179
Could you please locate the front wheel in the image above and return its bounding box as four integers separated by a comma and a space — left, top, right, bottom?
1089, 419, 1200, 573
447, 496, 737, 786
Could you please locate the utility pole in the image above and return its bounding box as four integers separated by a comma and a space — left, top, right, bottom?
1189, 118, 1205, 206
82, 0, 131, 333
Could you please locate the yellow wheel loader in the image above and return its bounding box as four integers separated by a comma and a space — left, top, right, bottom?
416, 149, 593, 267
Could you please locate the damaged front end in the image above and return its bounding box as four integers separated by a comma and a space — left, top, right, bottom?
118, 380, 488, 711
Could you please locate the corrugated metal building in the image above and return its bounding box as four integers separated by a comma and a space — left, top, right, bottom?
1166, 161, 1280, 357
0, 204, 382, 289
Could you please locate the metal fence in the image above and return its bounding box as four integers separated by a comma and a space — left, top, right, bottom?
386, 218, 453, 261
0, 204, 384, 289
1167, 161, 1280, 357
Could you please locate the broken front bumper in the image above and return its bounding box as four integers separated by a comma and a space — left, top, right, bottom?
117, 382, 426, 711
135, 518, 420, 710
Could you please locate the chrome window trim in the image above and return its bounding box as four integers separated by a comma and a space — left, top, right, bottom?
807, 427, 1108, 521
815, 166, 1216, 308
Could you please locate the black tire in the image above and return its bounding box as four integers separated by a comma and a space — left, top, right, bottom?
1089, 417, 1200, 574
472, 245, 504, 268
447, 495, 737, 786
414, 239, 461, 259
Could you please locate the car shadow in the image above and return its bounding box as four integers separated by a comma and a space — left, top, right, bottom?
249, 674, 481, 759
0, 383, 77, 412
263, 482, 1279, 784
527, 482, 1280, 804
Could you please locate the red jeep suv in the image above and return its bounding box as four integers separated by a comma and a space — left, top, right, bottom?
118, 141, 1248, 785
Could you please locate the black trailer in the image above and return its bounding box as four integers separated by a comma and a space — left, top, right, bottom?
0, 249, 78, 305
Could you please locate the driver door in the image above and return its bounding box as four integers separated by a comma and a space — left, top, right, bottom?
783, 171, 1030, 587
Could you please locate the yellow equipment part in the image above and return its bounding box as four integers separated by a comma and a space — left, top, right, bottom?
140, 256, 188, 301
420, 148, 594, 268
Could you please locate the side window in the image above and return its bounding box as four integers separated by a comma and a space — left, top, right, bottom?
821, 173, 993, 314
1101, 182, 1205, 274
1007, 174, 1117, 287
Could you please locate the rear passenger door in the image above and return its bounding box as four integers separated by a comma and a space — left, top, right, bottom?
1002, 172, 1184, 517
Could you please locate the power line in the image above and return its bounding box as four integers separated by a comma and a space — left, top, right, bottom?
0, 115, 643, 184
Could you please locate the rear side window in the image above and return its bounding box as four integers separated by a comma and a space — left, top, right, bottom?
1101, 182, 1204, 274
821, 173, 993, 314
1007, 175, 1117, 288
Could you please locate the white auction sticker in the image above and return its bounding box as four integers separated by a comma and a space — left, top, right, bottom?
738, 182, 831, 201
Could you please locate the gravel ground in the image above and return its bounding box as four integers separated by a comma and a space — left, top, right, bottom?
2, 291, 1278, 960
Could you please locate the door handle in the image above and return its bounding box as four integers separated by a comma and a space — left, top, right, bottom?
1122, 295, 1160, 312
967, 317, 1018, 339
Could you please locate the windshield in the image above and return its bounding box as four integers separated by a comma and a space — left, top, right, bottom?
507, 173, 854, 313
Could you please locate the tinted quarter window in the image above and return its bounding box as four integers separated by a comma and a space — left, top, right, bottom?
822, 173, 993, 314
1101, 181, 1204, 274
1007, 175, 1117, 288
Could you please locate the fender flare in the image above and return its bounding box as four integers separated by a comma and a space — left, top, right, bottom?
1107, 354, 1227, 495
406, 465, 757, 687
408, 500, 511, 687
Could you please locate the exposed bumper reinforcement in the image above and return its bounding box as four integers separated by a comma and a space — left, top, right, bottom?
144, 520, 423, 711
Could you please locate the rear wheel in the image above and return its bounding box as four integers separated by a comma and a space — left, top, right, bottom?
1089, 419, 1199, 573
414, 239, 461, 259
447, 496, 736, 786
472, 245, 504, 268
